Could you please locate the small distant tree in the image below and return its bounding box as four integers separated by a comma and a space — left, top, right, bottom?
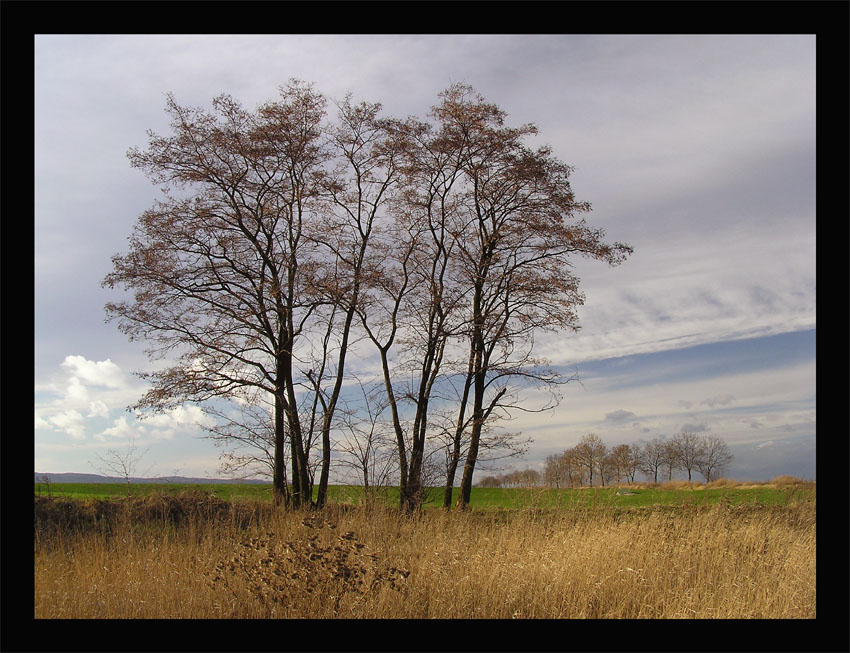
608, 444, 633, 485
598, 453, 617, 487
89, 437, 152, 492
518, 468, 541, 487
544, 452, 568, 488
37, 475, 53, 497
574, 433, 607, 487
696, 434, 733, 482
660, 438, 681, 481
203, 395, 277, 482
639, 437, 666, 483
501, 470, 519, 488
626, 444, 641, 484
671, 431, 703, 482
476, 474, 503, 488
563, 447, 585, 487
334, 379, 399, 503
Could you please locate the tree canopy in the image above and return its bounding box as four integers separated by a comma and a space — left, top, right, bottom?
104, 81, 632, 510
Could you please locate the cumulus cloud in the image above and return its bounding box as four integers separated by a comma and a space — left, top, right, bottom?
64, 376, 90, 404
88, 400, 110, 419
37, 354, 147, 439
48, 409, 87, 440
36, 410, 51, 430
170, 404, 215, 427
38, 354, 215, 447
128, 404, 217, 441
61, 355, 126, 388
100, 416, 138, 440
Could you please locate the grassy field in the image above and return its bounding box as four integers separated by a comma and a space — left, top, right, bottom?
34, 478, 815, 508
34, 478, 815, 620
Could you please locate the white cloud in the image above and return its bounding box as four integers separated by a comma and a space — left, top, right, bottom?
169, 404, 214, 427
35, 411, 51, 430
130, 404, 216, 441
64, 376, 90, 404
88, 400, 110, 419
541, 224, 815, 365
38, 353, 221, 449
36, 354, 147, 440
100, 416, 135, 439
61, 355, 126, 388
48, 409, 87, 440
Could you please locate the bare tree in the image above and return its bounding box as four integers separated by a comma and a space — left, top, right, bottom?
639, 437, 666, 483
105, 82, 631, 514
573, 433, 608, 487
355, 208, 445, 512
423, 85, 631, 508
104, 82, 332, 507
334, 378, 399, 504
202, 392, 278, 482
660, 438, 682, 482
696, 434, 733, 482
608, 444, 634, 485
670, 431, 704, 482
89, 437, 152, 491
626, 444, 642, 484
544, 452, 569, 488
308, 96, 411, 507
563, 448, 586, 487
547, 446, 586, 487
599, 452, 617, 487
476, 474, 503, 488
500, 468, 540, 488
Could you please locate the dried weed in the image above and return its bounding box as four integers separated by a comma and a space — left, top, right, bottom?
208, 514, 409, 617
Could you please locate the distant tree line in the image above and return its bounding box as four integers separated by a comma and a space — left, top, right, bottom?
477, 432, 733, 488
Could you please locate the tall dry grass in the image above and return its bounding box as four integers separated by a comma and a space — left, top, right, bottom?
34, 493, 815, 619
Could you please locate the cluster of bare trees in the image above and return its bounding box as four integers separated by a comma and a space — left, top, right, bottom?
543, 432, 734, 487
477, 468, 541, 488
104, 81, 631, 511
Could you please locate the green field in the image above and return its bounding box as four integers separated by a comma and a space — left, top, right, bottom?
34, 482, 814, 509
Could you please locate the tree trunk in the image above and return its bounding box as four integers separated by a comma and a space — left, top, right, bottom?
281, 348, 311, 509
316, 304, 358, 507
443, 357, 474, 508
273, 388, 288, 506
456, 360, 486, 509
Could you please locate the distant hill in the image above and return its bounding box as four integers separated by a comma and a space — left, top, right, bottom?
34, 472, 271, 485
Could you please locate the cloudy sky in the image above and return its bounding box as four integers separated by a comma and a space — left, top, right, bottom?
34, 34, 816, 481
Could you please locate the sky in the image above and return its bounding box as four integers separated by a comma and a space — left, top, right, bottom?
34, 34, 816, 482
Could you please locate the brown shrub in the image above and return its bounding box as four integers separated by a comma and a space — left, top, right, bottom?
208, 512, 409, 617
34, 491, 275, 541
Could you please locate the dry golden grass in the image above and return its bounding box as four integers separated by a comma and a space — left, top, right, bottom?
35, 490, 815, 619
